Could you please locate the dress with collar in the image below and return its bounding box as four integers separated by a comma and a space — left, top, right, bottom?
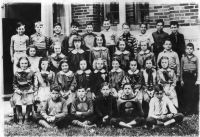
28, 56, 41, 72
136, 50, 155, 69
142, 68, 157, 90
113, 50, 130, 71
109, 68, 125, 91
68, 49, 86, 72
82, 32, 97, 51
75, 69, 92, 90
49, 33, 65, 55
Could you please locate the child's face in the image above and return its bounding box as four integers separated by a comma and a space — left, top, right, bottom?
80, 60, 87, 70
103, 21, 111, 30
54, 44, 61, 54
86, 25, 93, 33
16, 26, 25, 35
170, 25, 178, 34
156, 91, 164, 100
112, 60, 120, 70
124, 85, 132, 96
61, 62, 69, 73
41, 60, 49, 71
71, 25, 78, 33
161, 58, 169, 69
123, 25, 130, 34
77, 88, 86, 99
129, 61, 137, 71
29, 48, 36, 57
96, 60, 104, 70
140, 24, 147, 34
74, 40, 81, 49
119, 41, 126, 51
51, 90, 60, 101
156, 22, 163, 32
54, 25, 62, 34
141, 41, 148, 51
186, 46, 194, 55
145, 60, 153, 69
163, 40, 172, 50
35, 25, 43, 34
20, 58, 29, 70
101, 85, 110, 96
96, 36, 103, 46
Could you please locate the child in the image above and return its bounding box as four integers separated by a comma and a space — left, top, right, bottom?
39, 84, 71, 129
49, 23, 65, 55
49, 42, 67, 74
55, 59, 77, 105
157, 56, 178, 108
109, 58, 125, 95
82, 22, 97, 51
157, 39, 180, 78
10, 22, 29, 73
94, 82, 118, 126
71, 87, 97, 128
113, 39, 131, 71
30, 21, 50, 57
111, 83, 144, 128
68, 36, 86, 72
27, 45, 41, 72
136, 40, 155, 69
90, 58, 108, 98
181, 43, 199, 114
146, 85, 183, 129
89, 33, 110, 68
11, 57, 35, 124
34, 58, 55, 105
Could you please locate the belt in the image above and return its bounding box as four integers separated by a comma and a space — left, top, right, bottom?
15, 50, 26, 53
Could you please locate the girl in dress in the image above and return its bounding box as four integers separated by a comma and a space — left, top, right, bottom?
27, 45, 41, 72
68, 36, 86, 72
157, 56, 178, 108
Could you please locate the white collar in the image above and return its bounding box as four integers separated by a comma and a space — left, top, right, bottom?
94, 69, 106, 73
60, 70, 73, 76
163, 49, 173, 53
71, 49, 84, 54
115, 50, 129, 55
77, 69, 91, 75
139, 50, 150, 55
93, 46, 107, 51
17, 68, 31, 73
51, 53, 65, 58
128, 69, 139, 75
160, 68, 171, 72
111, 68, 122, 73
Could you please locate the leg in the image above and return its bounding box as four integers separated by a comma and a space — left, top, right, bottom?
119, 121, 132, 128
55, 115, 73, 129
146, 117, 157, 128
127, 117, 145, 126
38, 119, 53, 128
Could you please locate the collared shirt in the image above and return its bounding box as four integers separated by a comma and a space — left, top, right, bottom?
148, 95, 177, 118
181, 54, 198, 71
157, 49, 180, 75
30, 33, 48, 49
101, 29, 116, 46
51, 33, 65, 44
109, 68, 125, 91
11, 34, 29, 51
136, 50, 155, 68
136, 32, 154, 46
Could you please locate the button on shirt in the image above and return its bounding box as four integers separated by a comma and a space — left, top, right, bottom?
101, 29, 116, 46
12, 34, 29, 51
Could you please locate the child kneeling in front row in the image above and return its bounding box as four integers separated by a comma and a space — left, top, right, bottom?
146, 85, 183, 129
38, 84, 72, 129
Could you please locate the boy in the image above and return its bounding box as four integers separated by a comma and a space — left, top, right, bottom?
157, 39, 180, 77
38, 84, 71, 129
71, 87, 97, 128
152, 19, 169, 59
118, 23, 137, 58
181, 43, 199, 114
63, 21, 81, 55
110, 83, 144, 128
146, 85, 183, 129
30, 21, 50, 57
101, 19, 116, 58
169, 21, 185, 60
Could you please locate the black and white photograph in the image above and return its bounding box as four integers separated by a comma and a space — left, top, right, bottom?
1, 0, 200, 136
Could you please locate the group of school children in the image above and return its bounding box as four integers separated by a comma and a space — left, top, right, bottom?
9, 18, 199, 130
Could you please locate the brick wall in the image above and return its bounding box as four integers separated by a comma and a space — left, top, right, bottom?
71, 4, 101, 32
149, 3, 199, 28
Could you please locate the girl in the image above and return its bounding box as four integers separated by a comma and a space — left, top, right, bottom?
34, 58, 55, 104
55, 60, 77, 105
109, 57, 125, 97
113, 39, 130, 71
136, 40, 155, 70
11, 57, 35, 124
89, 34, 110, 69
90, 58, 108, 99
157, 56, 178, 108
49, 42, 67, 74
27, 45, 41, 72
10, 22, 29, 73
68, 36, 86, 72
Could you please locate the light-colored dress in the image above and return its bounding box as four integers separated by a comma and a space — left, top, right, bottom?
28, 56, 41, 72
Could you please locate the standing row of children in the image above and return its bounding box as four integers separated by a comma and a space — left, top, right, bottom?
9, 19, 199, 129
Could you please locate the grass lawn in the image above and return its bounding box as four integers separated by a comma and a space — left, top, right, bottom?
4, 114, 199, 136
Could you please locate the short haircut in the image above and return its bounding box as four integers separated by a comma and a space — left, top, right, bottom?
16, 22, 25, 29
26, 45, 38, 56
164, 38, 171, 44
86, 22, 93, 26
122, 22, 130, 28
94, 33, 106, 47
58, 59, 68, 71
186, 43, 194, 49
54, 22, 62, 28
35, 21, 43, 27
123, 83, 132, 89
71, 21, 80, 27
38, 57, 50, 71
156, 19, 164, 26
158, 56, 169, 68
170, 21, 179, 28
50, 84, 61, 92
154, 84, 164, 93
16, 56, 31, 68
140, 22, 148, 29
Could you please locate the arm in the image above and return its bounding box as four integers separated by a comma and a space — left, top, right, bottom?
26, 36, 30, 47
166, 97, 177, 114
40, 100, 49, 119
94, 98, 103, 117
148, 99, 159, 119
196, 57, 200, 84
54, 100, 68, 120
180, 56, 184, 83
135, 72, 143, 90
171, 70, 177, 87
69, 74, 77, 92
157, 53, 162, 69
10, 36, 14, 62
175, 52, 180, 77
81, 99, 94, 116
13, 73, 21, 94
